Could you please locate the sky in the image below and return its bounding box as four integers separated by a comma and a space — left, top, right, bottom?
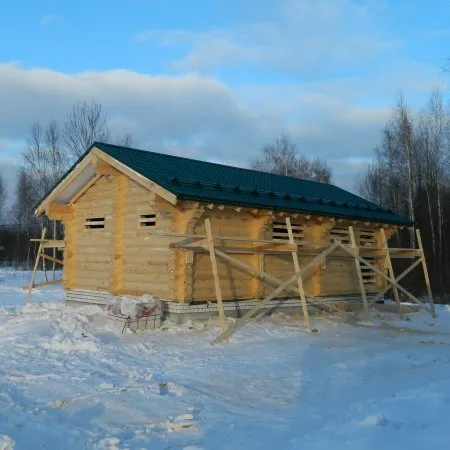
0, 0, 449, 197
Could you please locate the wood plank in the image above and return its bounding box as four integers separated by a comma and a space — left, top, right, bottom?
416, 229, 436, 317
35, 153, 95, 214
205, 218, 227, 333
25, 278, 62, 289
336, 243, 435, 316
69, 174, 103, 205
286, 217, 312, 331
349, 226, 369, 314
92, 148, 178, 205
27, 228, 47, 303
40, 253, 64, 266
381, 228, 402, 318
211, 242, 340, 344
369, 257, 423, 304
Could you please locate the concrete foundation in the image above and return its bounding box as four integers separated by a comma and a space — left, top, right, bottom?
64, 289, 410, 326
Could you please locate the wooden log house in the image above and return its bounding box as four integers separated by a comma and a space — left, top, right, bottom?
33, 142, 432, 327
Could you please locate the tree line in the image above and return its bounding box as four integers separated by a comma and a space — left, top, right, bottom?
0, 100, 132, 266
358, 90, 450, 295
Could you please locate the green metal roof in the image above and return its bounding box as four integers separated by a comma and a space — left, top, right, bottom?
90, 142, 412, 225
37, 141, 412, 225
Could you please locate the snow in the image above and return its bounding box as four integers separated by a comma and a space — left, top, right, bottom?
1, 269, 450, 449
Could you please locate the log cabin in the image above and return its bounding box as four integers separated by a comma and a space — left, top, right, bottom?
34, 142, 421, 323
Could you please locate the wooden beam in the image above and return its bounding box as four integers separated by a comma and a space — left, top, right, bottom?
210, 247, 344, 315
204, 218, 227, 333
25, 278, 62, 289
46, 203, 72, 221
336, 243, 436, 317
381, 228, 402, 318
416, 229, 436, 317
27, 228, 46, 303
349, 226, 369, 314
69, 174, 102, 205
369, 258, 423, 305
92, 148, 177, 205
42, 240, 65, 249
286, 217, 312, 331
211, 242, 340, 344
34, 153, 95, 215
40, 253, 64, 266
93, 157, 121, 176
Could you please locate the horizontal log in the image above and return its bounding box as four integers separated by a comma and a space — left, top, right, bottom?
123, 272, 171, 283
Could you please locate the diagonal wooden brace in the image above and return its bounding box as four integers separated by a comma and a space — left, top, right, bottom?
336, 243, 436, 317
369, 257, 422, 306
211, 242, 340, 344
209, 246, 344, 316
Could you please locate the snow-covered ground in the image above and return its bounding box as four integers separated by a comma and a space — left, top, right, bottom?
1, 269, 450, 449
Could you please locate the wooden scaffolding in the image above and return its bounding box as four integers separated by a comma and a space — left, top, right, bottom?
26, 227, 65, 302
27, 217, 436, 345
152, 217, 436, 344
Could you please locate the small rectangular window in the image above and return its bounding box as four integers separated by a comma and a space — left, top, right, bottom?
85, 217, 105, 229
359, 229, 375, 247
330, 226, 350, 245
272, 221, 304, 241
139, 213, 156, 228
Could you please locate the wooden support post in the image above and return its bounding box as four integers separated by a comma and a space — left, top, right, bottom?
336, 243, 435, 316
27, 227, 47, 303
211, 247, 343, 315
286, 217, 312, 331
369, 258, 422, 305
348, 226, 369, 315
381, 228, 402, 318
205, 218, 227, 333
52, 220, 56, 280
212, 243, 340, 344
416, 229, 436, 317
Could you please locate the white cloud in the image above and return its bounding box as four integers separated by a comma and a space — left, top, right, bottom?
0, 60, 443, 195
40, 14, 59, 26
134, 0, 399, 74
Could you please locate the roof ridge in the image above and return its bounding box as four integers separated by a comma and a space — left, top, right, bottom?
93, 141, 336, 188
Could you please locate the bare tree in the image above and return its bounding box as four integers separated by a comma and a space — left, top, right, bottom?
358, 89, 450, 294
115, 132, 133, 148
63, 101, 111, 160
252, 134, 332, 183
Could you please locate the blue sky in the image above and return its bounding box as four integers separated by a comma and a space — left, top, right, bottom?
0, 0, 449, 193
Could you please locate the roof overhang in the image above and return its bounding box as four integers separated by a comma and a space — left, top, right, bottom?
35, 146, 177, 216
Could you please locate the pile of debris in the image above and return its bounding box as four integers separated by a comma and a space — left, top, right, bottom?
106, 295, 162, 333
